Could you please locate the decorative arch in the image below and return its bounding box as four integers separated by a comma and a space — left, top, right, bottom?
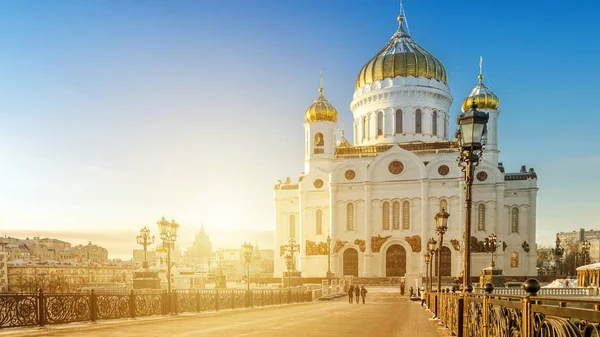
402, 201, 410, 229
315, 209, 322, 235
314, 133, 324, 147
432, 110, 438, 136
346, 203, 354, 231
385, 244, 406, 277
511, 252, 519, 268
478, 204, 486, 231
289, 214, 295, 238
392, 201, 400, 230
395, 109, 403, 134
440, 199, 448, 212
415, 109, 422, 133
382, 202, 390, 230
511, 207, 519, 233
377, 111, 384, 136
343, 248, 359, 276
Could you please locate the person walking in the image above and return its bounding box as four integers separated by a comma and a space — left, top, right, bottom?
409, 286, 414, 298
354, 284, 360, 303
360, 286, 368, 304
348, 285, 354, 304
420, 287, 426, 307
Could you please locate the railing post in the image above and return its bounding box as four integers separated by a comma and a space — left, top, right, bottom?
215, 290, 219, 311
172, 291, 177, 314
90, 289, 97, 323
162, 290, 168, 315
246, 290, 251, 308
37, 289, 45, 327
129, 289, 136, 319
196, 290, 201, 312
457, 295, 464, 337
482, 283, 494, 337
521, 279, 540, 337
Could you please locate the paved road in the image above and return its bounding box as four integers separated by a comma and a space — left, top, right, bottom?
5, 288, 449, 337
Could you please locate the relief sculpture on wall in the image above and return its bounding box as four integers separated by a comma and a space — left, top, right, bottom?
450, 239, 460, 251
404, 235, 421, 252
306, 240, 328, 256
371, 235, 392, 253
333, 239, 347, 254
354, 239, 366, 253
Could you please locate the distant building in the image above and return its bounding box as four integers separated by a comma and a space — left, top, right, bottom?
0, 252, 8, 292
557, 229, 600, 247
188, 225, 213, 259
0, 236, 108, 263
133, 249, 157, 267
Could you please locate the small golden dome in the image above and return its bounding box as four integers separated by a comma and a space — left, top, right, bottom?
461, 74, 500, 112
355, 16, 447, 90
336, 130, 352, 148
304, 86, 338, 123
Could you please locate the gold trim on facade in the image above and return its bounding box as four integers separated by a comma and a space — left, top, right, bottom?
336, 141, 457, 158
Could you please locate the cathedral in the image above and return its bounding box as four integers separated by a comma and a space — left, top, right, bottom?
274, 9, 538, 286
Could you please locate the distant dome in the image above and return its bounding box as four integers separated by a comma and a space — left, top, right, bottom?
336, 130, 352, 148
355, 16, 447, 91
461, 74, 500, 112
304, 86, 338, 123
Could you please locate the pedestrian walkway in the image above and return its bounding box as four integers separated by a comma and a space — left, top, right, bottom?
2, 288, 449, 337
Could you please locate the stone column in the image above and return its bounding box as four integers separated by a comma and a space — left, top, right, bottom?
420, 180, 429, 276
528, 187, 538, 276
329, 185, 337, 276
299, 191, 307, 271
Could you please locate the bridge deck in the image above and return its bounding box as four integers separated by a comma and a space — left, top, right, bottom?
3, 288, 449, 337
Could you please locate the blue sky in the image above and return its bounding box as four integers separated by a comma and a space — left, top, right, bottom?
0, 0, 598, 257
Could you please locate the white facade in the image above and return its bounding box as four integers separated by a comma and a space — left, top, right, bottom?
273, 12, 538, 285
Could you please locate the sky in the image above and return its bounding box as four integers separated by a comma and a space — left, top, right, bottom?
0, 0, 599, 258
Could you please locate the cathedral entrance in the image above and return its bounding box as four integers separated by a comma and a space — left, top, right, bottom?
385, 244, 406, 277
440, 246, 451, 276
343, 248, 358, 277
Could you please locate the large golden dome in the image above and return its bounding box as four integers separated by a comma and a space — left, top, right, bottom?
355, 17, 447, 90
461, 74, 500, 112
304, 86, 338, 123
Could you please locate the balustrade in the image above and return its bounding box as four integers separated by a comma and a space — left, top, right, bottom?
0, 287, 312, 329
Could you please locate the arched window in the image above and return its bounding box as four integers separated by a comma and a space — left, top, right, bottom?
511, 208, 519, 233
395, 109, 403, 134
314, 133, 324, 146
315, 209, 322, 235
478, 204, 486, 230
511, 252, 519, 268
377, 111, 384, 136
346, 203, 354, 231
415, 109, 422, 133
440, 199, 448, 212
361, 116, 366, 140
402, 201, 410, 229
289, 214, 295, 238
383, 202, 390, 230
392, 201, 400, 230
432, 110, 438, 135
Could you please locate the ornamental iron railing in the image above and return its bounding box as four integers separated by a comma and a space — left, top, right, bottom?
425, 280, 600, 337
0, 287, 311, 329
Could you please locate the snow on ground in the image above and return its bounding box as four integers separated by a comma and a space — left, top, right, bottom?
543, 279, 578, 288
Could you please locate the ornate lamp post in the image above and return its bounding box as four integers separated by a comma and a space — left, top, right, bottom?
281, 237, 301, 288
284, 253, 293, 296
580, 241, 591, 266
136, 226, 155, 269
326, 232, 333, 279
242, 242, 254, 291
217, 249, 226, 288
551, 237, 564, 276
427, 238, 437, 292
456, 101, 489, 293
157, 216, 179, 292
424, 252, 431, 292
483, 233, 499, 267
435, 208, 450, 294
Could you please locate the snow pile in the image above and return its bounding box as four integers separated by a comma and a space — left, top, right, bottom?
543, 279, 578, 288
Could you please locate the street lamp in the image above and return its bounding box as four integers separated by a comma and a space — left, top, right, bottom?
136, 226, 155, 269
456, 100, 489, 294
424, 252, 431, 292
157, 216, 179, 293
435, 208, 450, 295
427, 238, 437, 292
580, 241, 591, 266
551, 237, 564, 276
482, 233, 499, 267
242, 242, 254, 291
326, 232, 333, 279
284, 253, 293, 295
217, 249, 226, 288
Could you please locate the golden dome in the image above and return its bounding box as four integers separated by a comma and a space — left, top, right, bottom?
355, 16, 447, 90
336, 130, 352, 148
304, 86, 338, 123
461, 74, 500, 112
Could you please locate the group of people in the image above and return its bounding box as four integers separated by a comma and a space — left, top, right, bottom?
347, 285, 368, 304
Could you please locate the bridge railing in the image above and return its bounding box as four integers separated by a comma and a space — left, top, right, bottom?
0, 287, 312, 329
425, 280, 600, 337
